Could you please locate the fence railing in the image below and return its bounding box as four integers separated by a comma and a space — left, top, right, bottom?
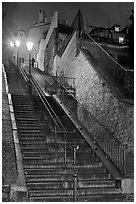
45, 75, 126, 175
31, 75, 66, 133
80, 31, 134, 99
44, 75, 76, 95
16, 60, 66, 133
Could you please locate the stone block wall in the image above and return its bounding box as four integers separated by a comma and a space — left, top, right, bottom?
75, 50, 133, 153
55, 32, 133, 154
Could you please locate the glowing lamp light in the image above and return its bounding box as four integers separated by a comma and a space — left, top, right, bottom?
26, 41, 33, 51
15, 40, 20, 47
10, 42, 14, 47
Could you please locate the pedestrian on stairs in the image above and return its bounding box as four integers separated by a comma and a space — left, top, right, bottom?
31, 58, 35, 68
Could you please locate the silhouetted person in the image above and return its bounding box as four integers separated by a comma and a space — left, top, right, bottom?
31, 58, 35, 68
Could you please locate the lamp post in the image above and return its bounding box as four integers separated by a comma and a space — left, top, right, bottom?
26, 41, 34, 94
73, 144, 79, 202
9, 42, 14, 58
15, 40, 20, 66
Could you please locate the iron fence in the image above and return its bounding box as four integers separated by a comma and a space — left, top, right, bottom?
45, 75, 126, 175
80, 31, 134, 99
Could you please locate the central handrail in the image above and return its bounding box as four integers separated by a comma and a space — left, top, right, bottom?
17, 62, 66, 133
31, 76, 66, 133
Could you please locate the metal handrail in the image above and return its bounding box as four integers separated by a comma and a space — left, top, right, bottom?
48, 75, 126, 174
80, 31, 134, 99
31, 75, 66, 132
17, 62, 66, 133
45, 75, 75, 90
81, 31, 133, 72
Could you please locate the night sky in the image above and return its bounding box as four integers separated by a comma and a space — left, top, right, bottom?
3, 2, 134, 31
2, 1, 134, 61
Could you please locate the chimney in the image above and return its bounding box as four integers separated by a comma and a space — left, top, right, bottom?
65, 18, 68, 25
44, 16, 47, 23
39, 10, 45, 23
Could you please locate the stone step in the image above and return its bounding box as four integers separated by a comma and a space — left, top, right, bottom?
25, 171, 111, 178
20, 141, 88, 147
13, 102, 33, 105
25, 173, 111, 181
22, 155, 99, 165
22, 146, 65, 151
20, 139, 86, 146
26, 179, 116, 188
15, 117, 39, 121
14, 107, 34, 110
20, 136, 47, 141
29, 193, 133, 202
19, 130, 42, 134
19, 133, 45, 138
78, 193, 134, 202
17, 122, 41, 126
14, 107, 34, 111
26, 174, 113, 182
27, 180, 116, 190
22, 150, 97, 159
28, 187, 121, 197
16, 121, 40, 125
15, 113, 36, 117
18, 126, 41, 130
15, 115, 37, 119
19, 137, 84, 144
24, 166, 108, 176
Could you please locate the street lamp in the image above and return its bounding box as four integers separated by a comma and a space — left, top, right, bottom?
26, 41, 33, 93
26, 41, 33, 76
9, 42, 14, 58
10, 42, 14, 47
15, 40, 20, 66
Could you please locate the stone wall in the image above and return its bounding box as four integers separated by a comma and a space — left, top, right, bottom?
75, 50, 133, 153
44, 28, 57, 74
55, 33, 133, 154
56, 32, 79, 77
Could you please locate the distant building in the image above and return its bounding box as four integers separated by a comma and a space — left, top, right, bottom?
89, 24, 131, 68
28, 10, 50, 61
13, 9, 133, 70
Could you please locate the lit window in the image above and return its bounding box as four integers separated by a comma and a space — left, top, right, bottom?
119, 37, 124, 44
115, 26, 120, 32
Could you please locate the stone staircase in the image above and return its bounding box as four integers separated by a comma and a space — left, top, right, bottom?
11, 94, 133, 202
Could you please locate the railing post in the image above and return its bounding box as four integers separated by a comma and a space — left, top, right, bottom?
73, 145, 79, 166
73, 145, 79, 201
73, 173, 77, 202
122, 144, 126, 175
64, 132, 67, 166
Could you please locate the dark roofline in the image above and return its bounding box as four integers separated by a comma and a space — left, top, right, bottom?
30, 22, 50, 29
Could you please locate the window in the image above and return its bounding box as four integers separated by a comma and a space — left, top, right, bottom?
119, 37, 124, 44
115, 26, 120, 32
